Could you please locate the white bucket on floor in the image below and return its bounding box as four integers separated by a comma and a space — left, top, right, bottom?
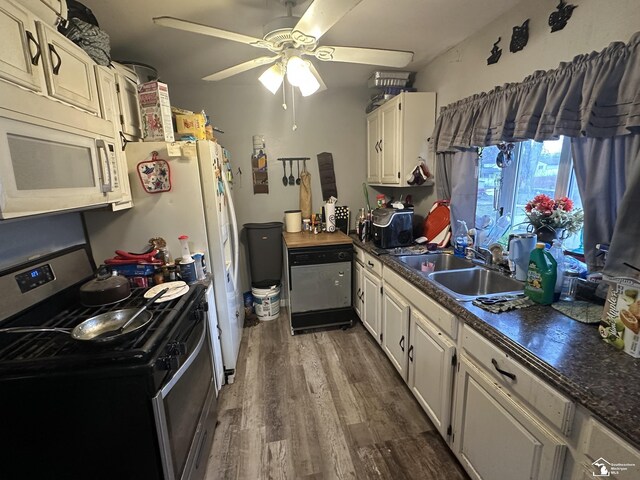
252, 284, 280, 321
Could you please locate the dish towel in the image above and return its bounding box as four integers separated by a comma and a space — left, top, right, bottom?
299, 170, 312, 219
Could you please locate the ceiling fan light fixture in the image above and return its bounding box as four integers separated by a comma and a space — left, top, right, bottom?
258, 63, 284, 94
298, 71, 320, 96
285, 55, 309, 87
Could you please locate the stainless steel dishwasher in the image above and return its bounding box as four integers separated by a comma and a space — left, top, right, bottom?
288, 244, 355, 334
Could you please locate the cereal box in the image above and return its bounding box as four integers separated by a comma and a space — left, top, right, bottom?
600, 277, 640, 358
138, 81, 174, 142
175, 113, 206, 140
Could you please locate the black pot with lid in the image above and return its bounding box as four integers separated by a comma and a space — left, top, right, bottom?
79, 266, 131, 307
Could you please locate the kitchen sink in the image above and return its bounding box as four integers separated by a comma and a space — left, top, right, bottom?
396, 254, 475, 272
427, 267, 524, 301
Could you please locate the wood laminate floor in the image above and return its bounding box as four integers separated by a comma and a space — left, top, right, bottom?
205, 312, 469, 480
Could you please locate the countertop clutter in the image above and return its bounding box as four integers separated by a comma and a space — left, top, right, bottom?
283, 230, 353, 248
352, 236, 640, 450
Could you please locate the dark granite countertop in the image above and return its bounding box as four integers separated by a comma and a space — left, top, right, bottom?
352, 237, 640, 450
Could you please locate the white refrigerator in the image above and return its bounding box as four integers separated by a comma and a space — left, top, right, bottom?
84, 140, 244, 384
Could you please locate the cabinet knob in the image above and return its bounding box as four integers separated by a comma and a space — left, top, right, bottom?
491, 358, 517, 381
48, 44, 62, 75
25, 31, 41, 66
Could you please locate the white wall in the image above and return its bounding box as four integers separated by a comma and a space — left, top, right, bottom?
409, 0, 640, 217
415, 0, 640, 110
170, 83, 370, 291
170, 84, 369, 225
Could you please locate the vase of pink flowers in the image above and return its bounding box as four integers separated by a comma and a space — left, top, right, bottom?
524, 194, 584, 243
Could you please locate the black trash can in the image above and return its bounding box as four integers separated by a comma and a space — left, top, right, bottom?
244, 222, 283, 288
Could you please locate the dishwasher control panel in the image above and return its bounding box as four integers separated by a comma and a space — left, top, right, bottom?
288, 245, 353, 266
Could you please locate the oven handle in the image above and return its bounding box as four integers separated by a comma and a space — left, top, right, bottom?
158, 321, 207, 399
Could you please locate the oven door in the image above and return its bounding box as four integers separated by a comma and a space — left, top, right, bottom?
153, 320, 217, 480
0, 116, 122, 219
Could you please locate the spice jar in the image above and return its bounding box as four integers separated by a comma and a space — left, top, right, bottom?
560, 269, 579, 301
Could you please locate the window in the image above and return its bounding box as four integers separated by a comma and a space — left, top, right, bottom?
475, 137, 584, 252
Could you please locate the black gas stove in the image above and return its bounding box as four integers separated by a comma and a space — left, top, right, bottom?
0, 245, 217, 480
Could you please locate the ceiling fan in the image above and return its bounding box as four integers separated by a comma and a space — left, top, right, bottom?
153, 0, 413, 96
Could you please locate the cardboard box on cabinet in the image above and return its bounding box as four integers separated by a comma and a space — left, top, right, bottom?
600, 277, 640, 358
176, 113, 206, 140
138, 81, 175, 142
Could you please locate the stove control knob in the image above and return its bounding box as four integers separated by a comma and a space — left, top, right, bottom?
157, 355, 179, 370
338, 252, 348, 260
167, 341, 187, 356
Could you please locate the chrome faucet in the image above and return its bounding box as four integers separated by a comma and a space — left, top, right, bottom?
465, 246, 493, 266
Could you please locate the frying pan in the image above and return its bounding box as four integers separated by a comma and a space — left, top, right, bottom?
0, 288, 167, 344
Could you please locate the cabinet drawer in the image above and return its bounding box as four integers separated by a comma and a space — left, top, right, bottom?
384, 267, 457, 340
462, 325, 574, 435
582, 418, 640, 478
354, 245, 365, 265
363, 252, 382, 276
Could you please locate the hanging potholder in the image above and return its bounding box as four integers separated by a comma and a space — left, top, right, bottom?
137, 152, 171, 193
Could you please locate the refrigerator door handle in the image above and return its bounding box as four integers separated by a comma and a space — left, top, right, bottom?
221, 162, 239, 291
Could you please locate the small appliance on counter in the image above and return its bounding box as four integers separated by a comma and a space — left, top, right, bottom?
508, 233, 537, 281
372, 207, 414, 249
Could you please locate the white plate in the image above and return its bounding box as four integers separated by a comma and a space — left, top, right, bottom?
144, 281, 189, 302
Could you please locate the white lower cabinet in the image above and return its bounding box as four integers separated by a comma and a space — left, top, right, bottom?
452, 356, 567, 480
353, 259, 363, 319
362, 268, 382, 341
381, 285, 409, 380
408, 309, 456, 439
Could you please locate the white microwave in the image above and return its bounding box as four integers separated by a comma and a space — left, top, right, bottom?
0, 116, 124, 219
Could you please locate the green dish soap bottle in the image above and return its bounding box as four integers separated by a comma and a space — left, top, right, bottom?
524, 242, 557, 305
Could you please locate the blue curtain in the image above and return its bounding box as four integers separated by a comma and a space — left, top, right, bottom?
572, 134, 640, 278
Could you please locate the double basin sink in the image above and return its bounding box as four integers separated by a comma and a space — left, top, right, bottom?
395, 254, 523, 301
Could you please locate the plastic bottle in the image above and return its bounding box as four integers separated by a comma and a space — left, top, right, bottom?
548, 240, 565, 302
454, 220, 469, 257
524, 242, 557, 305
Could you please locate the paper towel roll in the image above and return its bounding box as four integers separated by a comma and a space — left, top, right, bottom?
325, 203, 336, 232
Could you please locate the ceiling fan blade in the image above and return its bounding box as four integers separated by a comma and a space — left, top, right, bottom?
153, 16, 274, 50
202, 56, 280, 81
307, 62, 327, 93
292, 0, 364, 45
313, 46, 413, 67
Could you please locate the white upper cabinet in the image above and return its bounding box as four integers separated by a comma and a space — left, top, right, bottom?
115, 71, 142, 140
36, 20, 100, 114
365, 92, 436, 187
366, 111, 381, 183
0, 0, 43, 91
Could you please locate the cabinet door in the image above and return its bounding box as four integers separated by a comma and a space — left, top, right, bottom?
362, 269, 381, 341
366, 111, 381, 183
0, 0, 43, 91
115, 72, 142, 139
453, 357, 566, 480
37, 21, 100, 114
94, 66, 132, 210
382, 285, 409, 380
408, 309, 455, 438
353, 260, 363, 319
380, 99, 400, 184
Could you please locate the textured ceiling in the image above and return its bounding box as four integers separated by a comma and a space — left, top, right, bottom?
82, 0, 522, 88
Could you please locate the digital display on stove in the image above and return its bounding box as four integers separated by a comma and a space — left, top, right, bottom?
15, 264, 55, 293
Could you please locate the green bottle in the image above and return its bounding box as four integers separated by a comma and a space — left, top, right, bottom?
524, 242, 557, 305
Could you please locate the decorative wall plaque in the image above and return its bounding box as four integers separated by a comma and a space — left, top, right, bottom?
510, 19, 530, 53
549, 1, 577, 32
487, 37, 502, 65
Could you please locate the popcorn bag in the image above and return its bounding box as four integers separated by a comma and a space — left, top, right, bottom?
600, 277, 640, 358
